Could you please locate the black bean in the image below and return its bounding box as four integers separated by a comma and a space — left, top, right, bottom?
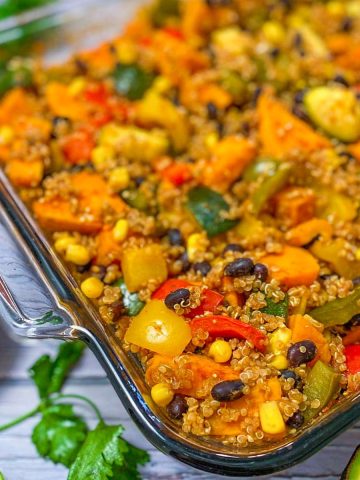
167, 395, 188, 419
269, 48, 280, 58
167, 228, 184, 246
333, 74, 349, 87
193, 261, 212, 277
224, 258, 254, 277
253, 263, 268, 282
353, 276, 360, 287
76, 263, 91, 274
294, 89, 307, 104
179, 252, 191, 272
286, 411, 304, 429
134, 176, 146, 187
223, 243, 244, 255
287, 340, 317, 367
165, 288, 191, 309
341, 17, 353, 32
207, 102, 218, 120
211, 380, 245, 402
279, 369, 302, 389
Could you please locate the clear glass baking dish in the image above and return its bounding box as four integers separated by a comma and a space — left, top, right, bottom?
0, 1, 359, 476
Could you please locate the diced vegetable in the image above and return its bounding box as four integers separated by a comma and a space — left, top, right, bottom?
288, 314, 331, 363
122, 244, 168, 292
310, 238, 360, 279
152, 279, 191, 299
189, 315, 267, 352
146, 353, 237, 398
285, 218, 333, 247
243, 157, 279, 182
344, 345, 360, 375
303, 360, 340, 421
113, 278, 145, 317
113, 63, 155, 100
257, 94, 330, 159
125, 300, 191, 356
274, 187, 316, 227
259, 401, 286, 435
304, 86, 360, 142
316, 188, 357, 222
268, 327, 292, 354
62, 130, 94, 165
261, 295, 288, 318
250, 163, 292, 215
161, 162, 192, 186
121, 188, 149, 212
152, 0, 180, 27
6, 159, 44, 187
0, 61, 33, 96
341, 445, 360, 480
187, 186, 238, 237
261, 246, 320, 287
203, 136, 256, 191
45, 82, 87, 121
311, 288, 360, 327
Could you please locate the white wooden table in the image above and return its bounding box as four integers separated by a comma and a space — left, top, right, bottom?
0, 325, 358, 480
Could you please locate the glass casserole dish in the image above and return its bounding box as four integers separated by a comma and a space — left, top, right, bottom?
1, 0, 360, 476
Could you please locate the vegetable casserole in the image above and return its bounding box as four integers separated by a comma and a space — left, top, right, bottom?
1, 0, 360, 448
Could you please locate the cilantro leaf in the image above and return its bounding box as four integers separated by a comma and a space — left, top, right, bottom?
68, 422, 130, 480
113, 443, 150, 480
29, 341, 85, 399
32, 404, 88, 468
0, 471, 5, 480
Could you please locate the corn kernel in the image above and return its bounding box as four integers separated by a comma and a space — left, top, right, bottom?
151, 383, 174, 407
327, 1, 345, 16
54, 236, 78, 254
109, 167, 130, 191
152, 75, 172, 93
355, 248, 360, 261
113, 219, 129, 243
81, 277, 104, 299
115, 41, 138, 64
270, 354, 289, 370
262, 21, 286, 45
0, 126, 14, 145
259, 401, 286, 434
187, 232, 207, 263
91, 145, 114, 170
269, 327, 292, 355
209, 340, 232, 363
65, 244, 91, 266
205, 132, 219, 149
68, 76, 86, 96
347, 1, 360, 17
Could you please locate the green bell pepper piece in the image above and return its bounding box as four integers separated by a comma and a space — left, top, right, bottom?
152, 0, 180, 27
261, 294, 288, 318
341, 445, 360, 480
310, 288, 360, 327
250, 162, 292, 215
113, 278, 145, 317
113, 64, 155, 101
303, 360, 341, 421
243, 157, 279, 182
187, 186, 238, 237
121, 189, 149, 212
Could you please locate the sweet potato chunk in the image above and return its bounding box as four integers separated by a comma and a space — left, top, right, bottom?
274, 187, 316, 227
6, 159, 44, 187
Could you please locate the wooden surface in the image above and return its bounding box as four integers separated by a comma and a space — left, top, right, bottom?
0, 325, 358, 480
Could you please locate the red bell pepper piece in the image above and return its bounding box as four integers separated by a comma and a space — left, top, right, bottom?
162, 27, 185, 41
152, 279, 224, 317
62, 130, 94, 164
344, 344, 360, 374
161, 163, 192, 186
189, 315, 267, 352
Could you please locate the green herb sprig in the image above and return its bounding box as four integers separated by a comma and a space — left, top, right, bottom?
0, 341, 149, 479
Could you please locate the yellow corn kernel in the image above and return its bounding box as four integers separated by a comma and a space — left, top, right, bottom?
262, 21, 286, 45
81, 277, 104, 299
113, 219, 129, 243
209, 340, 232, 363
205, 132, 219, 149
109, 167, 130, 191
270, 354, 289, 370
327, 1, 345, 16
259, 401, 286, 435
54, 236, 78, 254
0, 126, 14, 145
115, 41, 138, 64
152, 75, 172, 94
151, 383, 174, 407
355, 248, 360, 261
269, 327, 292, 355
187, 232, 208, 263
65, 244, 91, 266
68, 76, 86, 96
91, 145, 114, 170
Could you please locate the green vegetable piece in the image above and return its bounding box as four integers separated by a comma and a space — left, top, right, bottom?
0, 62, 33, 96
32, 404, 88, 468
261, 294, 288, 318
187, 186, 238, 237
29, 341, 85, 399
303, 360, 340, 421
341, 445, 360, 480
304, 86, 360, 142
152, 0, 180, 27
113, 64, 155, 101
243, 157, 279, 182
311, 288, 360, 327
68, 421, 149, 480
220, 70, 248, 104
121, 189, 148, 212
113, 278, 145, 316
250, 162, 292, 214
